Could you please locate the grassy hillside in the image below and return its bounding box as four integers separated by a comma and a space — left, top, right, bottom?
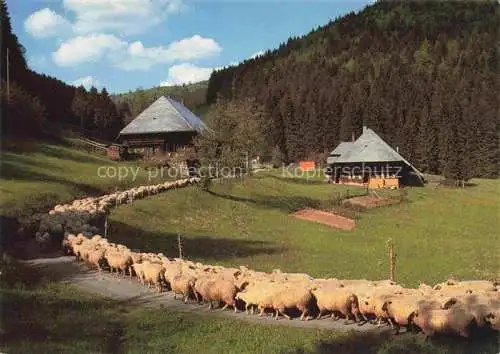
108, 173, 500, 287
0, 139, 167, 220
1, 145, 498, 353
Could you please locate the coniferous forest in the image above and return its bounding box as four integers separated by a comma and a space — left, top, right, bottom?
207, 1, 500, 179
0, 0, 126, 141
1, 0, 499, 180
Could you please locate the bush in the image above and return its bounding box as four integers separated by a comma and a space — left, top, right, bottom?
271, 146, 284, 168
1, 82, 46, 137
199, 175, 212, 191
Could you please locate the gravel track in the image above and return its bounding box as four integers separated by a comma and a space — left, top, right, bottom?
23, 256, 394, 333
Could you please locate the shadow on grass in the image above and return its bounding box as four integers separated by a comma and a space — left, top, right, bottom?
298, 329, 500, 354
204, 189, 322, 213
108, 220, 285, 261
0, 284, 126, 352
265, 174, 328, 186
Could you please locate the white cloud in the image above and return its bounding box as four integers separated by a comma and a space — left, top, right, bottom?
114, 35, 222, 71
250, 50, 264, 59
24, 8, 71, 38
63, 0, 185, 35
53, 34, 127, 66
166, 0, 186, 13
53, 33, 221, 70
159, 63, 214, 86
72, 76, 101, 89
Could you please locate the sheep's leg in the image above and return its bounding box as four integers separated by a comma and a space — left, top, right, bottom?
360, 312, 368, 322
274, 309, 280, 320
387, 317, 395, 329
221, 304, 229, 311
234, 305, 239, 313
183, 295, 188, 304
316, 311, 323, 320
283, 313, 291, 320
459, 328, 470, 338
353, 312, 361, 323
258, 307, 265, 317
208, 301, 213, 310
343, 314, 351, 325
300, 309, 309, 321
173, 292, 177, 299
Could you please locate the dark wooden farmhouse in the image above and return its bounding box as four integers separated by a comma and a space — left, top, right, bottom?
117, 96, 207, 156
326, 126, 425, 188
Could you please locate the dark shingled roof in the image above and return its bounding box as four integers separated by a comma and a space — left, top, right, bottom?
329, 127, 424, 179
327, 142, 354, 164
119, 96, 207, 136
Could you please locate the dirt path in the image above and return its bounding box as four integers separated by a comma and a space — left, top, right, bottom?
23, 256, 392, 333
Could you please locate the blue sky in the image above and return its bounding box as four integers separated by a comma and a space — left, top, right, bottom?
8, 0, 371, 94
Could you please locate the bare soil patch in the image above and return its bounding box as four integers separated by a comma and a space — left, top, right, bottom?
291, 209, 356, 231
342, 195, 399, 210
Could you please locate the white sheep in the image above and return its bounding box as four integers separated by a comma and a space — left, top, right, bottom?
413, 305, 475, 338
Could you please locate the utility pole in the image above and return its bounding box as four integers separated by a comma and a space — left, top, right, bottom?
6, 48, 10, 100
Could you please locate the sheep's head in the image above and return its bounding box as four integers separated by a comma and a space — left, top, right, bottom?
350, 295, 360, 312
381, 300, 392, 312
485, 312, 499, 329
441, 297, 458, 309
446, 277, 458, 286
412, 310, 420, 324
237, 280, 250, 291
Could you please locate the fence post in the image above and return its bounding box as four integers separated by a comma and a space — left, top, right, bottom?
387, 238, 396, 282
178, 234, 183, 259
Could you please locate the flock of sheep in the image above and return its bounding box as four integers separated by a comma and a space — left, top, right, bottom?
16, 178, 200, 246
22, 177, 500, 339
63, 233, 499, 338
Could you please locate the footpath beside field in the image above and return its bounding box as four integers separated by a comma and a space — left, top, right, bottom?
23, 255, 390, 333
